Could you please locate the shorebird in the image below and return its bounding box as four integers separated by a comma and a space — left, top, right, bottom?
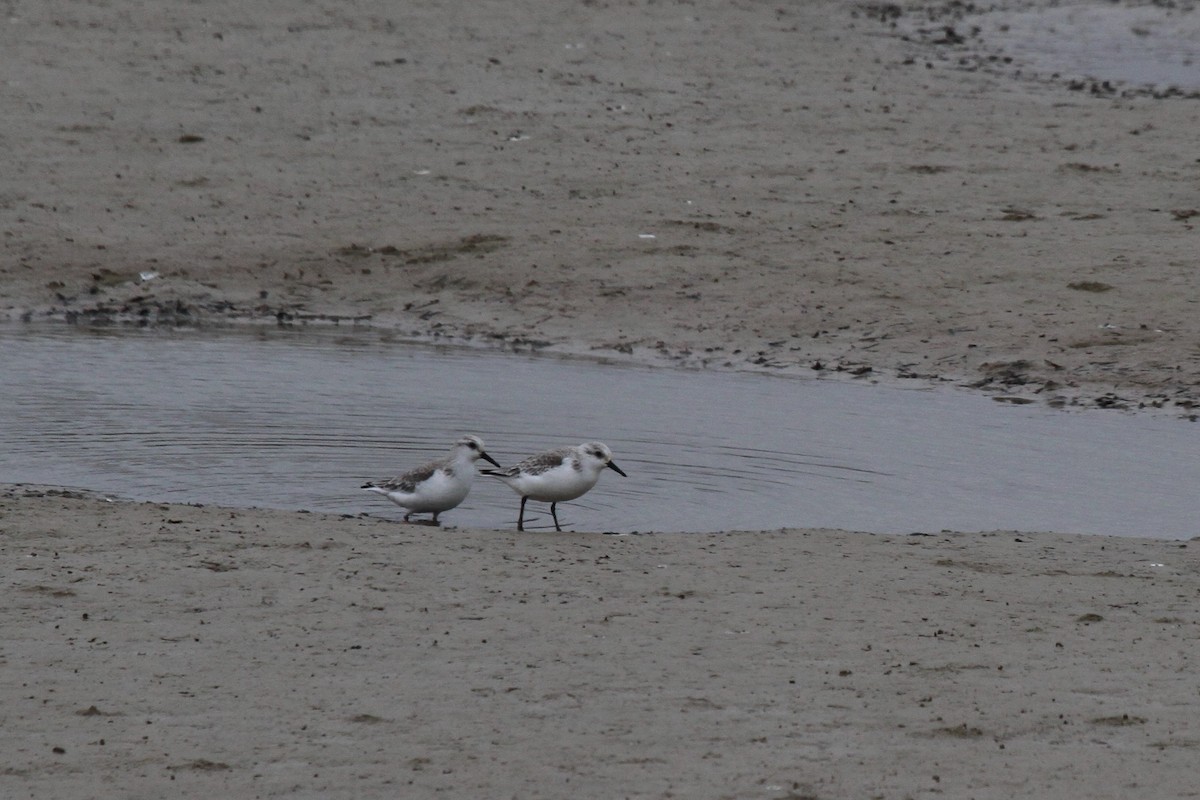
483, 442, 626, 531
361, 435, 501, 523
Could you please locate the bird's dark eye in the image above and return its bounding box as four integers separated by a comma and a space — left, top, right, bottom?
467, 441, 478, 449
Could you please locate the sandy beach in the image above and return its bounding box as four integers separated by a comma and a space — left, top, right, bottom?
4, 486, 1200, 799
4, 0, 1200, 411
3, 0, 1200, 797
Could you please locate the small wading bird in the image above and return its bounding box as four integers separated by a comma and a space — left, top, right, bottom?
483, 442, 627, 531
361, 435, 501, 524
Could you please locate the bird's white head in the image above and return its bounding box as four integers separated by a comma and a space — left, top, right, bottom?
579, 442, 627, 477
455, 435, 502, 468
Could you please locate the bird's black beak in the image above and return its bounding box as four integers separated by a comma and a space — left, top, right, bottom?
481, 451, 502, 469
607, 460, 627, 477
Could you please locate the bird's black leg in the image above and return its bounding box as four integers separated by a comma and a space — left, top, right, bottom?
550, 502, 561, 531
518, 496, 527, 531
431, 511, 440, 524
404, 511, 412, 522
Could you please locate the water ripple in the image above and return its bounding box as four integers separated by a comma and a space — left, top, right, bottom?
1, 325, 1197, 537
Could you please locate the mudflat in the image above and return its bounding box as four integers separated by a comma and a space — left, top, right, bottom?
4, 486, 1199, 799
3, 0, 1199, 410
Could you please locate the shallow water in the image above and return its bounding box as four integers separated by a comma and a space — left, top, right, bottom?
0, 325, 1196, 537
978, 3, 1200, 90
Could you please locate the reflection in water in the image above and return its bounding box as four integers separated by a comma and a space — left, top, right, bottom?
0, 325, 1196, 537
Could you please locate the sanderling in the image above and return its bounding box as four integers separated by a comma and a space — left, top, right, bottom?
361, 434, 501, 524
483, 442, 627, 531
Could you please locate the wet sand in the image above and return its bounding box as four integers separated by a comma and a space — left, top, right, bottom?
4, 486, 1199, 799
3, 0, 1200, 797
3, 0, 1200, 411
